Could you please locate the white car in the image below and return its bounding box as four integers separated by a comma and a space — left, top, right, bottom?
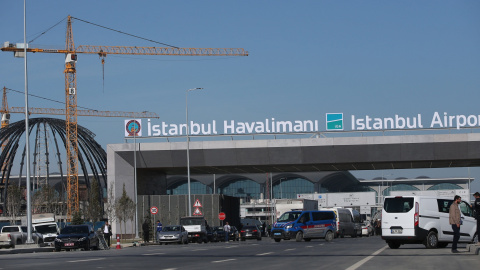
361, 222, 374, 237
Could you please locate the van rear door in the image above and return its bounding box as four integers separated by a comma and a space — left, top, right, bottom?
382, 197, 416, 237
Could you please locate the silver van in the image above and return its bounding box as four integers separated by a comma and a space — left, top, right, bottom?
321, 207, 358, 238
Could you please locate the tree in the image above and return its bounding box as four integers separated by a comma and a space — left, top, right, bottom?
105, 185, 116, 224
71, 210, 84, 225
85, 179, 103, 226
32, 184, 57, 214
115, 183, 135, 240
6, 185, 23, 224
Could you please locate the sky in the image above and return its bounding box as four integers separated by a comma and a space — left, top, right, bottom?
1, 1, 480, 197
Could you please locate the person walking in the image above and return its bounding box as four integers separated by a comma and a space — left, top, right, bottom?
156, 220, 163, 243
473, 192, 480, 244
449, 195, 462, 253
142, 219, 150, 243
224, 222, 231, 242
103, 221, 112, 247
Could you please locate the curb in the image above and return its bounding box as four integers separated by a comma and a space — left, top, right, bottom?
466, 244, 480, 255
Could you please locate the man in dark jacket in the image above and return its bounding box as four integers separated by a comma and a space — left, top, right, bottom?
142, 219, 150, 243
474, 192, 480, 244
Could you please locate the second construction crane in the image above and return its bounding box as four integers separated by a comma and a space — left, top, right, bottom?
1, 15, 249, 219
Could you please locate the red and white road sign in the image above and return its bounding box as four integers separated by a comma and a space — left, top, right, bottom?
218, 212, 226, 220
150, 206, 158, 215
193, 208, 203, 216
194, 199, 202, 207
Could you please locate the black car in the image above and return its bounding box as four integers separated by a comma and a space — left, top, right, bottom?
240, 225, 262, 241
54, 225, 99, 251
213, 226, 226, 242
206, 226, 219, 242
228, 226, 239, 241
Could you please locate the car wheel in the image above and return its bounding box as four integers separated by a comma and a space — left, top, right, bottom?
84, 240, 90, 251
295, 231, 303, 242
352, 230, 357, 238
340, 230, 345, 238
257, 237, 262, 241
325, 231, 334, 242
197, 238, 202, 244
425, 231, 438, 249
274, 239, 281, 242
55, 248, 61, 252
388, 241, 401, 249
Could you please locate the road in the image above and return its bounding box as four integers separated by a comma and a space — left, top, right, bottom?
0, 236, 477, 270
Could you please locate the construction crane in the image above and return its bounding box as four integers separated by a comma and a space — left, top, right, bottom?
1, 15, 248, 220
0, 86, 159, 184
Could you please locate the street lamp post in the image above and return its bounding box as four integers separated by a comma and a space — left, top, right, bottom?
186, 88, 203, 216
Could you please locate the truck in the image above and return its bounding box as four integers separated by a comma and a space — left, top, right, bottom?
179, 216, 208, 243
274, 199, 318, 220
0, 225, 43, 248
32, 213, 59, 246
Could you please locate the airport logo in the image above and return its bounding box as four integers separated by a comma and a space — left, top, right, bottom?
326, 113, 343, 131
125, 119, 142, 137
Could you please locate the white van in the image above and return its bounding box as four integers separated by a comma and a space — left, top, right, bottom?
382, 196, 477, 249
321, 207, 358, 238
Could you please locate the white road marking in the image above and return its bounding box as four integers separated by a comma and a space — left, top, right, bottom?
212, 259, 237, 263
284, 248, 296, 251
193, 249, 207, 251
257, 252, 273, 256
345, 245, 388, 270
143, 252, 165, 255
306, 246, 313, 248
67, 258, 105, 263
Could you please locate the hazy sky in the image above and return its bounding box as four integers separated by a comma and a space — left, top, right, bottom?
1, 1, 479, 196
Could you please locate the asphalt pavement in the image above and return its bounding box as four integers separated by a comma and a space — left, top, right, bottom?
0, 236, 478, 270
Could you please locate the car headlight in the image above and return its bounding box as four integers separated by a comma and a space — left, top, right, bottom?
78, 237, 87, 241
174, 234, 180, 237
285, 225, 292, 230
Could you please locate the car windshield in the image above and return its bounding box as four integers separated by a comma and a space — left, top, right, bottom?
34, 224, 58, 234
243, 226, 257, 230
163, 226, 181, 232
277, 212, 301, 222
180, 219, 203, 226
215, 227, 224, 232
61, 226, 89, 234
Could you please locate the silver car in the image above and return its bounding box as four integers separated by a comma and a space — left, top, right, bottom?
158, 225, 188, 244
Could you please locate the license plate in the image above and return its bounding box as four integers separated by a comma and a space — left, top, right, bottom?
391, 229, 402, 234
65, 243, 74, 247
246, 234, 252, 236
274, 233, 281, 236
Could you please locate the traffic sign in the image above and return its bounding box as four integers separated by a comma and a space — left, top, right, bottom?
193, 208, 203, 216
150, 206, 158, 215
194, 199, 202, 207
218, 212, 226, 220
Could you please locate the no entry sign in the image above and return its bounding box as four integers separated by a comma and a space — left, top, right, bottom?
218, 212, 226, 220
150, 206, 158, 215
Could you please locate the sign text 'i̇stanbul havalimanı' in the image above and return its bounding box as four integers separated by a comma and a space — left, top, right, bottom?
125, 112, 480, 137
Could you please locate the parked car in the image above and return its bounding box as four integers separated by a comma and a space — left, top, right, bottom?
206, 226, 219, 242
54, 224, 99, 251
240, 225, 262, 241
158, 225, 188, 244
213, 226, 226, 242
228, 226, 239, 241
0, 226, 43, 248
361, 221, 374, 237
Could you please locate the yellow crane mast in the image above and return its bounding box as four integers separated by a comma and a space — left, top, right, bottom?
1, 15, 248, 219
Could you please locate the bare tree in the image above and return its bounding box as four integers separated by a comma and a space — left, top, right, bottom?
32, 184, 57, 214
115, 184, 134, 240
105, 185, 116, 224
6, 185, 23, 224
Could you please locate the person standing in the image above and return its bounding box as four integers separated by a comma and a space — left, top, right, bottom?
103, 221, 112, 247
156, 220, 163, 243
142, 219, 150, 243
449, 195, 462, 253
224, 222, 231, 242
473, 192, 480, 244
